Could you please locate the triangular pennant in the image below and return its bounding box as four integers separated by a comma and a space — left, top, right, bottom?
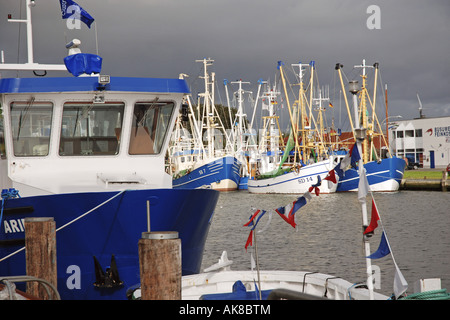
358, 167, 370, 203
364, 198, 380, 235
245, 230, 253, 251
393, 263, 408, 299
367, 231, 391, 259
324, 169, 337, 184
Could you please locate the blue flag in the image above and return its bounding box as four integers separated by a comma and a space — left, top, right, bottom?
367, 231, 391, 259
59, 0, 95, 28
350, 143, 361, 168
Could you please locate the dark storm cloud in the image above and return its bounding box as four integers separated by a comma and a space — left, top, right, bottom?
0, 0, 449, 124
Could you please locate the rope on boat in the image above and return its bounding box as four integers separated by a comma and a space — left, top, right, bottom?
0, 188, 21, 229
399, 289, 450, 300
55, 189, 127, 232
0, 190, 127, 263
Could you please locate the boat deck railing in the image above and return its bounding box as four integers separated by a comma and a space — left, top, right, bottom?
0, 275, 60, 300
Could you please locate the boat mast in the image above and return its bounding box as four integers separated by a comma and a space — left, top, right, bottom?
261, 82, 283, 155
292, 62, 311, 164
196, 58, 215, 158
354, 59, 374, 164
278, 61, 300, 166
1, 0, 66, 72
231, 79, 251, 154
313, 85, 330, 159
335, 63, 356, 143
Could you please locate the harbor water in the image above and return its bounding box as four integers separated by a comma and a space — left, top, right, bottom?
200, 190, 450, 297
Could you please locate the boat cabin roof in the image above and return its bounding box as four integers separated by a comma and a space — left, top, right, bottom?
0, 76, 190, 94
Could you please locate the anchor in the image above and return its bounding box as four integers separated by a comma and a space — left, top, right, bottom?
93, 254, 123, 288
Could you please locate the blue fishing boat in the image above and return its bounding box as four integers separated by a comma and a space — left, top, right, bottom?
168, 58, 241, 191
336, 157, 405, 192
0, 1, 219, 300
172, 155, 241, 190
334, 61, 405, 192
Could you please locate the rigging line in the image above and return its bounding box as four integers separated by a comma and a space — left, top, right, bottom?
56, 190, 127, 232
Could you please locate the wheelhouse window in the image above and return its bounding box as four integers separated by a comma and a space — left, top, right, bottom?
129, 101, 174, 155
10, 101, 53, 157
59, 102, 124, 156
0, 120, 6, 159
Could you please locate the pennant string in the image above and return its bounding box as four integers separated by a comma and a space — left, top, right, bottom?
243, 164, 339, 249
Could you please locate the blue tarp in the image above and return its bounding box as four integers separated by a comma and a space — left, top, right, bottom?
64, 53, 102, 77
200, 281, 272, 300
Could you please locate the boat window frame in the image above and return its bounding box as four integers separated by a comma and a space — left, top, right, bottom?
58, 101, 125, 157
128, 100, 176, 156
9, 100, 54, 157
0, 116, 6, 160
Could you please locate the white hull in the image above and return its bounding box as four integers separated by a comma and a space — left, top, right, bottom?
247, 157, 339, 194
182, 270, 389, 300
210, 179, 238, 191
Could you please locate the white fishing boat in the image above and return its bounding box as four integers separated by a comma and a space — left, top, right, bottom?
248, 61, 339, 194
168, 58, 241, 191
181, 252, 388, 300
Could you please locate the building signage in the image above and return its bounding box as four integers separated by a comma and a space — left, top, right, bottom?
433, 126, 450, 137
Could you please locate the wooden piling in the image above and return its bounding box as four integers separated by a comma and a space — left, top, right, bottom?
138, 231, 181, 300
442, 171, 448, 192
24, 217, 57, 300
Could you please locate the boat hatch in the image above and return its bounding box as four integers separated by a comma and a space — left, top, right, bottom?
97, 173, 146, 187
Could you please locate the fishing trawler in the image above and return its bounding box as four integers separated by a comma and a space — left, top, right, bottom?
168, 58, 241, 191
248, 61, 339, 194
334, 61, 405, 192
0, 1, 219, 300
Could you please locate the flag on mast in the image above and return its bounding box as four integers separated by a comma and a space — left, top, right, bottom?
243, 209, 267, 250
367, 231, 390, 259
59, 0, 95, 28
364, 198, 380, 235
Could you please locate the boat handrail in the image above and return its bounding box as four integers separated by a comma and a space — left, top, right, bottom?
0, 275, 60, 300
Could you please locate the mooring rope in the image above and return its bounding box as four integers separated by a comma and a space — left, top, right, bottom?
0, 189, 127, 263
399, 289, 450, 300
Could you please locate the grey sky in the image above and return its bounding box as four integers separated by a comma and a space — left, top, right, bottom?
1, 0, 449, 131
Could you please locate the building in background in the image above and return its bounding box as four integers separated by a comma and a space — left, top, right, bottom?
389, 116, 450, 169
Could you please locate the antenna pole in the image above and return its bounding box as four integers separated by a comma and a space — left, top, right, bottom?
1, 0, 66, 71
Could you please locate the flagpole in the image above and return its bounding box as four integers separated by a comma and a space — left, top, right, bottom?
94, 21, 99, 56
349, 80, 374, 300
253, 229, 262, 300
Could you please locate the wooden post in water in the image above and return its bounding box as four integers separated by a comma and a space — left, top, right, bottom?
442, 171, 448, 192
24, 217, 57, 300
139, 231, 181, 300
